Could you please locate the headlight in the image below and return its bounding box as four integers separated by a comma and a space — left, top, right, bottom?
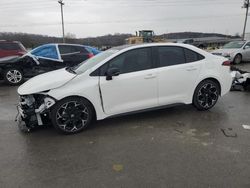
20, 95, 35, 107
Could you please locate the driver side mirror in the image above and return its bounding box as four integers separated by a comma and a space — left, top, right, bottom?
106, 67, 120, 81
244, 45, 250, 50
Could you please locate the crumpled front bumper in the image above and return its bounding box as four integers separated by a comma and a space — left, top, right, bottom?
15, 95, 56, 132
16, 107, 31, 132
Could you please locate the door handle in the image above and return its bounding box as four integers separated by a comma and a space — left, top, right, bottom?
186, 67, 197, 71
144, 74, 157, 79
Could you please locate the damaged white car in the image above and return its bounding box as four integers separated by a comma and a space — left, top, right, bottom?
16, 43, 232, 134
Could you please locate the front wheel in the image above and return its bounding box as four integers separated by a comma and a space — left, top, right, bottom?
51, 97, 94, 134
193, 80, 220, 111
233, 54, 242, 64
3, 68, 24, 85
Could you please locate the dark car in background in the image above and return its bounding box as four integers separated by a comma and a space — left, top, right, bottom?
0, 40, 27, 58
0, 43, 96, 85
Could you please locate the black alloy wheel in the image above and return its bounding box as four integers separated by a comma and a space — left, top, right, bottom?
51, 97, 94, 134
193, 80, 219, 110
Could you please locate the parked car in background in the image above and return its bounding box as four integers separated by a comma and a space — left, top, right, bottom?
212, 40, 250, 64
0, 40, 26, 58
16, 43, 232, 134
0, 43, 95, 85
83, 45, 101, 55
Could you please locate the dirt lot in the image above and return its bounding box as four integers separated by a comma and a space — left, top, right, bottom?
0, 63, 250, 188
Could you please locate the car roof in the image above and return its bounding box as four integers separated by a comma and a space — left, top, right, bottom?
110, 42, 211, 57
49, 43, 87, 47
111, 42, 196, 50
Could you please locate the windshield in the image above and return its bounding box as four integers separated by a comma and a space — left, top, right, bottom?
74, 49, 118, 74
223, 41, 245, 49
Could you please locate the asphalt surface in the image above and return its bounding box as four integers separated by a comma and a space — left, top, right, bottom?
0, 63, 250, 188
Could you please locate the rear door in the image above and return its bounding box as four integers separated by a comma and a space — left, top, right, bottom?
99, 47, 158, 115
156, 46, 204, 105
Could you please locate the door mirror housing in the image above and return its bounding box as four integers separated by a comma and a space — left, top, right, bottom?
244, 45, 250, 50
106, 67, 120, 80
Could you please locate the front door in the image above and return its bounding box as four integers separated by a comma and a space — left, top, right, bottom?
241, 42, 250, 61
99, 47, 158, 115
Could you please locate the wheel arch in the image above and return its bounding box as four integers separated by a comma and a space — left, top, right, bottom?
194, 77, 221, 96
233, 53, 242, 63
53, 95, 97, 120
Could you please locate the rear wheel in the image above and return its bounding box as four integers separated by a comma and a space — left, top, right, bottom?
193, 80, 219, 111
233, 54, 242, 64
3, 68, 24, 85
51, 97, 94, 134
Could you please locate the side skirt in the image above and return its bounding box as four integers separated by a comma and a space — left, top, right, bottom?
106, 103, 185, 119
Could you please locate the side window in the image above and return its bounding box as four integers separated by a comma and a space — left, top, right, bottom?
106, 48, 152, 74
158, 46, 185, 67
0, 43, 21, 50
73, 46, 88, 53
59, 45, 88, 55
244, 42, 250, 49
59, 45, 74, 55
31, 45, 58, 60
184, 48, 204, 63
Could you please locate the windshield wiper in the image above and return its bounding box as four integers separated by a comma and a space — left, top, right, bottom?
66, 66, 76, 74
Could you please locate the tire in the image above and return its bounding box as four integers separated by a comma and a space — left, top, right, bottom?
3, 67, 24, 85
193, 80, 220, 111
51, 97, 94, 134
233, 54, 242, 64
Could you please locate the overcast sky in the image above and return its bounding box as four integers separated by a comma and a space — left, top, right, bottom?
0, 0, 247, 38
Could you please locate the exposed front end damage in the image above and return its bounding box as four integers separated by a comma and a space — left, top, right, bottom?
16, 94, 56, 132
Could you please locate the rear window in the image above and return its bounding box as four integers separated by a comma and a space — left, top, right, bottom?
0, 43, 22, 50
184, 48, 204, 63
158, 46, 186, 67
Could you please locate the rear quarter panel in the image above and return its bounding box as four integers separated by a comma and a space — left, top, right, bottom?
194, 55, 232, 97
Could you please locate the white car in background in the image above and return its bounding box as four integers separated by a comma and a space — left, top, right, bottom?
17, 43, 232, 134
212, 40, 250, 64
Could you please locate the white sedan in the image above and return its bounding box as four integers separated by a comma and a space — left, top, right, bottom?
17, 43, 232, 134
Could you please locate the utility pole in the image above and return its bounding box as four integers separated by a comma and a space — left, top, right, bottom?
243, 0, 249, 40
58, 0, 65, 43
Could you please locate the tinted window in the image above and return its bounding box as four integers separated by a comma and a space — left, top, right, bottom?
158, 46, 185, 67
0, 43, 21, 50
184, 48, 204, 63
59, 45, 88, 54
107, 48, 152, 74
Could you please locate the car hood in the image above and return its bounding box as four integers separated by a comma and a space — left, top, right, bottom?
212, 48, 239, 54
18, 68, 77, 95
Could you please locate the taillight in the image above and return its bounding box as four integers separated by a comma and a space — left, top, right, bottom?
222, 60, 231, 66
88, 53, 94, 58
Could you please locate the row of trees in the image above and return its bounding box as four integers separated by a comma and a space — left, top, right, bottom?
0, 32, 132, 49
0, 31, 239, 49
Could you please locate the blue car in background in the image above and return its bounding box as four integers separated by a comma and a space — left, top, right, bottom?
83, 45, 101, 55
